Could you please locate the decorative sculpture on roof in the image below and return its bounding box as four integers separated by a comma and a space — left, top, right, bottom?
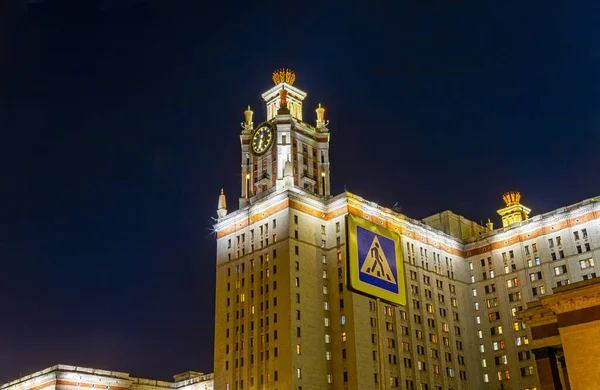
272, 69, 296, 86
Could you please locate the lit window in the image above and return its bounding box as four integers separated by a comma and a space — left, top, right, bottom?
296, 344, 301, 354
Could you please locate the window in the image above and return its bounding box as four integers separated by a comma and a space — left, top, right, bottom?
495, 355, 508, 365
580, 258, 595, 269
529, 271, 543, 282
296, 344, 301, 354
554, 265, 568, 275
520, 366, 535, 377
532, 286, 546, 296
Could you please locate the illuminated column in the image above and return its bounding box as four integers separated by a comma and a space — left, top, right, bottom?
245, 173, 250, 198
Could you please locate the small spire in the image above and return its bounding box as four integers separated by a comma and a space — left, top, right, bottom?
244, 106, 254, 127
316, 103, 326, 125
217, 189, 227, 218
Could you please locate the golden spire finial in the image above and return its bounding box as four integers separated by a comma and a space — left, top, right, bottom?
221, 188, 224, 195
244, 105, 254, 125
316, 103, 325, 124
272, 69, 296, 86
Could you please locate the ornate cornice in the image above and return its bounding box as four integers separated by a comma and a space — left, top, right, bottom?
545, 291, 600, 314
516, 303, 557, 327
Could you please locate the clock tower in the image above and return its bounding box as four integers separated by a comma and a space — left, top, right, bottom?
239, 69, 331, 207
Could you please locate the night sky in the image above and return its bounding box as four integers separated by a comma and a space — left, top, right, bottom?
2, 0, 600, 383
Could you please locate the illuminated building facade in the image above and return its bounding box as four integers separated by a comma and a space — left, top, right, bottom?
0, 366, 213, 390
213, 70, 600, 390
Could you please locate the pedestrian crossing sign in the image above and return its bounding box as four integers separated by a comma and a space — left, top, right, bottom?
347, 214, 406, 305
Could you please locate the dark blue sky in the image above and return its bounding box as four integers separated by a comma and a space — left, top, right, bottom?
2, 0, 599, 383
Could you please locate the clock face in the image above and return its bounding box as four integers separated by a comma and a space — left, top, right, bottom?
252, 124, 275, 155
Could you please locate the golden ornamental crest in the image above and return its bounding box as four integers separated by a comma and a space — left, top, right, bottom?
272, 69, 296, 86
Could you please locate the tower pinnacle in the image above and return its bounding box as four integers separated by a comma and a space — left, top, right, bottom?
217, 189, 227, 219
497, 191, 531, 228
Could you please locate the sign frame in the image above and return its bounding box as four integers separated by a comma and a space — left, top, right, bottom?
346, 214, 406, 305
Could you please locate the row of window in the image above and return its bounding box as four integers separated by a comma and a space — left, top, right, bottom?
481, 366, 535, 383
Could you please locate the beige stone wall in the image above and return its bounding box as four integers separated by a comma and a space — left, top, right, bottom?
560, 319, 600, 390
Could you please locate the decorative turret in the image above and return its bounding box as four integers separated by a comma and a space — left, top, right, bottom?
241, 105, 254, 133
316, 103, 325, 124
497, 191, 531, 228
217, 189, 227, 219
485, 218, 494, 231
